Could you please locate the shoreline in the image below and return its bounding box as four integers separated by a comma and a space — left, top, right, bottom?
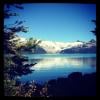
4, 72, 96, 97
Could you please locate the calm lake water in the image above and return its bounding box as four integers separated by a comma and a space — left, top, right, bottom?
20, 54, 96, 84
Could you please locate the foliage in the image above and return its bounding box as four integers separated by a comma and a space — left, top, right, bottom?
4, 4, 29, 96
4, 55, 15, 72
4, 79, 17, 96
4, 4, 28, 54
26, 37, 41, 49
4, 4, 24, 19
91, 20, 96, 35
4, 4, 42, 97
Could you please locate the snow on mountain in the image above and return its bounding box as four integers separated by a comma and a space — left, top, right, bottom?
38, 40, 96, 53
14, 36, 96, 54
60, 40, 96, 53
38, 40, 84, 53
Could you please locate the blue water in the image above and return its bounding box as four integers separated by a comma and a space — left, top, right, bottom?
20, 54, 96, 84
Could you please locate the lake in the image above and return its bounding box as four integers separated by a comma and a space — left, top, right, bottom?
20, 54, 96, 84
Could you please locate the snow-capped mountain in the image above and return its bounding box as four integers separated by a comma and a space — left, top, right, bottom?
60, 40, 96, 53
15, 36, 96, 54
38, 41, 84, 53
37, 39, 96, 53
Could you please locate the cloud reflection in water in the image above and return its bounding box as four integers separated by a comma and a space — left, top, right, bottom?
30, 57, 96, 70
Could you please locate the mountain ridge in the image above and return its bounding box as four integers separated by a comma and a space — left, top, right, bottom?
12, 36, 96, 54
38, 39, 96, 53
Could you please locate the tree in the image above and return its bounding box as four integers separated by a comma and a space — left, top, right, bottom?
4, 4, 28, 54
4, 4, 41, 96
26, 37, 41, 50
91, 20, 96, 36
4, 4, 29, 96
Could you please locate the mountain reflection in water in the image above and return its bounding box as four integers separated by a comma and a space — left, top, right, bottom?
20, 54, 96, 84
30, 57, 96, 70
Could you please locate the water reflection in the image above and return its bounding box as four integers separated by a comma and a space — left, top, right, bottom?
20, 54, 96, 84
30, 57, 96, 70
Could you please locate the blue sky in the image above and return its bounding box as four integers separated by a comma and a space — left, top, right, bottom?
4, 3, 96, 42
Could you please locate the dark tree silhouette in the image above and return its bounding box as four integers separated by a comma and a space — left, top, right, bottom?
4, 4, 30, 96
4, 4, 28, 54
4, 4, 41, 96
91, 20, 96, 36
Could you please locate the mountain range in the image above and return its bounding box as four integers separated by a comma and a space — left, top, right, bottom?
29, 39, 96, 54
11, 36, 96, 54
